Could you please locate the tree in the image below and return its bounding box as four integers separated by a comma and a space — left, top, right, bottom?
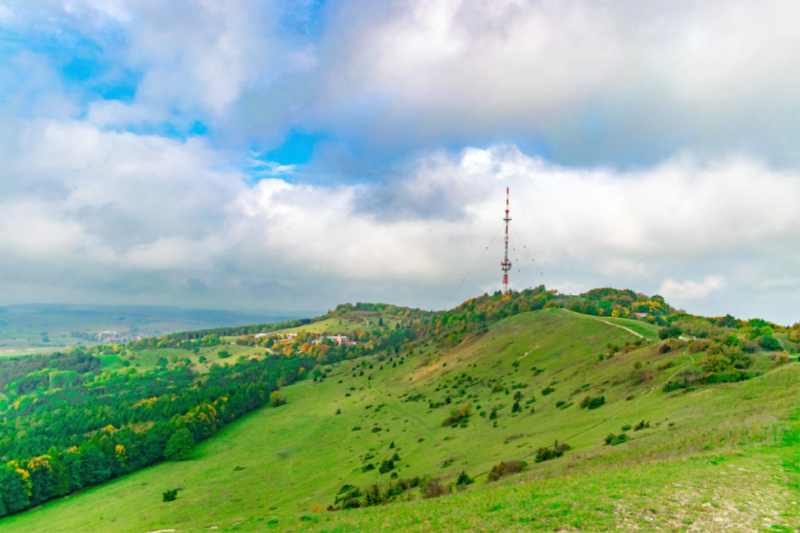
759, 335, 782, 351
80, 445, 111, 486
143, 422, 174, 464
0, 465, 30, 515
165, 428, 195, 461
658, 326, 682, 340
27, 456, 53, 505
270, 390, 286, 407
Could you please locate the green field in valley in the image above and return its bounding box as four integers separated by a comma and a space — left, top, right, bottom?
2, 308, 797, 532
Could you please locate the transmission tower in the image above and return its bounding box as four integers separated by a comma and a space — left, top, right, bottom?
501, 187, 512, 293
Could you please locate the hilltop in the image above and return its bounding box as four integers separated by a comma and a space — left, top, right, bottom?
0, 287, 798, 532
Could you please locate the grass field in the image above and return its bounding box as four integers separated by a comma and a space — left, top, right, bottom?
2, 309, 798, 532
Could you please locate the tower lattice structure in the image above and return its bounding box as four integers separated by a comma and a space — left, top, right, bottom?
501, 187, 512, 293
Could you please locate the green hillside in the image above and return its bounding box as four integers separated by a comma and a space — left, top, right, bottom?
2, 307, 797, 532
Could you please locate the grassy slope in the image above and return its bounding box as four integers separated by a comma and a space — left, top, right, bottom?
3, 309, 798, 533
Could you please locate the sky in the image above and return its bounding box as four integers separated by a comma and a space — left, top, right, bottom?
0, 0, 797, 324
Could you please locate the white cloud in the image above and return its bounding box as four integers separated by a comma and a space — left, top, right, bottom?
658, 276, 725, 301
2, 0, 797, 165
0, 1, 797, 323
0, 120, 797, 321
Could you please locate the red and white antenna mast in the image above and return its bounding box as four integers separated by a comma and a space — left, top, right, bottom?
501, 187, 512, 293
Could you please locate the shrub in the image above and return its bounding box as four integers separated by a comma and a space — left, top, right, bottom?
541, 387, 555, 396
742, 341, 759, 353
217, 350, 231, 359
580, 395, 605, 409
379, 460, 395, 474
663, 380, 687, 392
658, 326, 682, 340
621, 424, 632, 431
364, 484, 384, 506
759, 335, 782, 351
634, 420, 650, 431
456, 471, 474, 486
423, 479, 449, 499
270, 391, 286, 407
511, 401, 521, 413
604, 433, 628, 445
487, 460, 527, 481
334, 485, 363, 509
443, 404, 472, 427
162, 489, 178, 502
534, 441, 571, 463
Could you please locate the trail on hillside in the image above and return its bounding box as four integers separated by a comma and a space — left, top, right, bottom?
601, 320, 644, 339
559, 308, 649, 340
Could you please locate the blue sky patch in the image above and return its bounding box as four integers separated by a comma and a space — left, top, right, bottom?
265, 129, 325, 166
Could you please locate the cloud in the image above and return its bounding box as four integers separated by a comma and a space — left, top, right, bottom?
1, 0, 797, 167
0, 1, 797, 325
285, 0, 799, 167
1, 120, 797, 322
658, 276, 725, 301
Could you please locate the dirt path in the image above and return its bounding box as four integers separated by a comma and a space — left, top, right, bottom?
600, 320, 644, 339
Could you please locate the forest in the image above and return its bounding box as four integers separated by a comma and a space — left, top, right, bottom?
0, 346, 315, 517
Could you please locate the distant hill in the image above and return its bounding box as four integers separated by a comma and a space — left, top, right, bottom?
0, 304, 313, 356
0, 288, 797, 532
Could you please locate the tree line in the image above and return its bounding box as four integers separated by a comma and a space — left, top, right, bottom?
0, 349, 314, 518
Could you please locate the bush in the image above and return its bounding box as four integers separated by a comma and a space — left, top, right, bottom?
605, 433, 628, 445
378, 459, 395, 474
541, 387, 555, 396
486, 460, 527, 482
511, 401, 521, 413
270, 391, 286, 407
334, 485, 363, 509
580, 395, 605, 409
759, 335, 782, 351
456, 471, 473, 486
663, 380, 687, 392
634, 420, 650, 431
442, 404, 472, 427
742, 341, 759, 353
534, 441, 571, 463
423, 479, 449, 499
621, 424, 632, 431
658, 326, 682, 340
364, 484, 384, 506
217, 350, 231, 359
162, 489, 178, 502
